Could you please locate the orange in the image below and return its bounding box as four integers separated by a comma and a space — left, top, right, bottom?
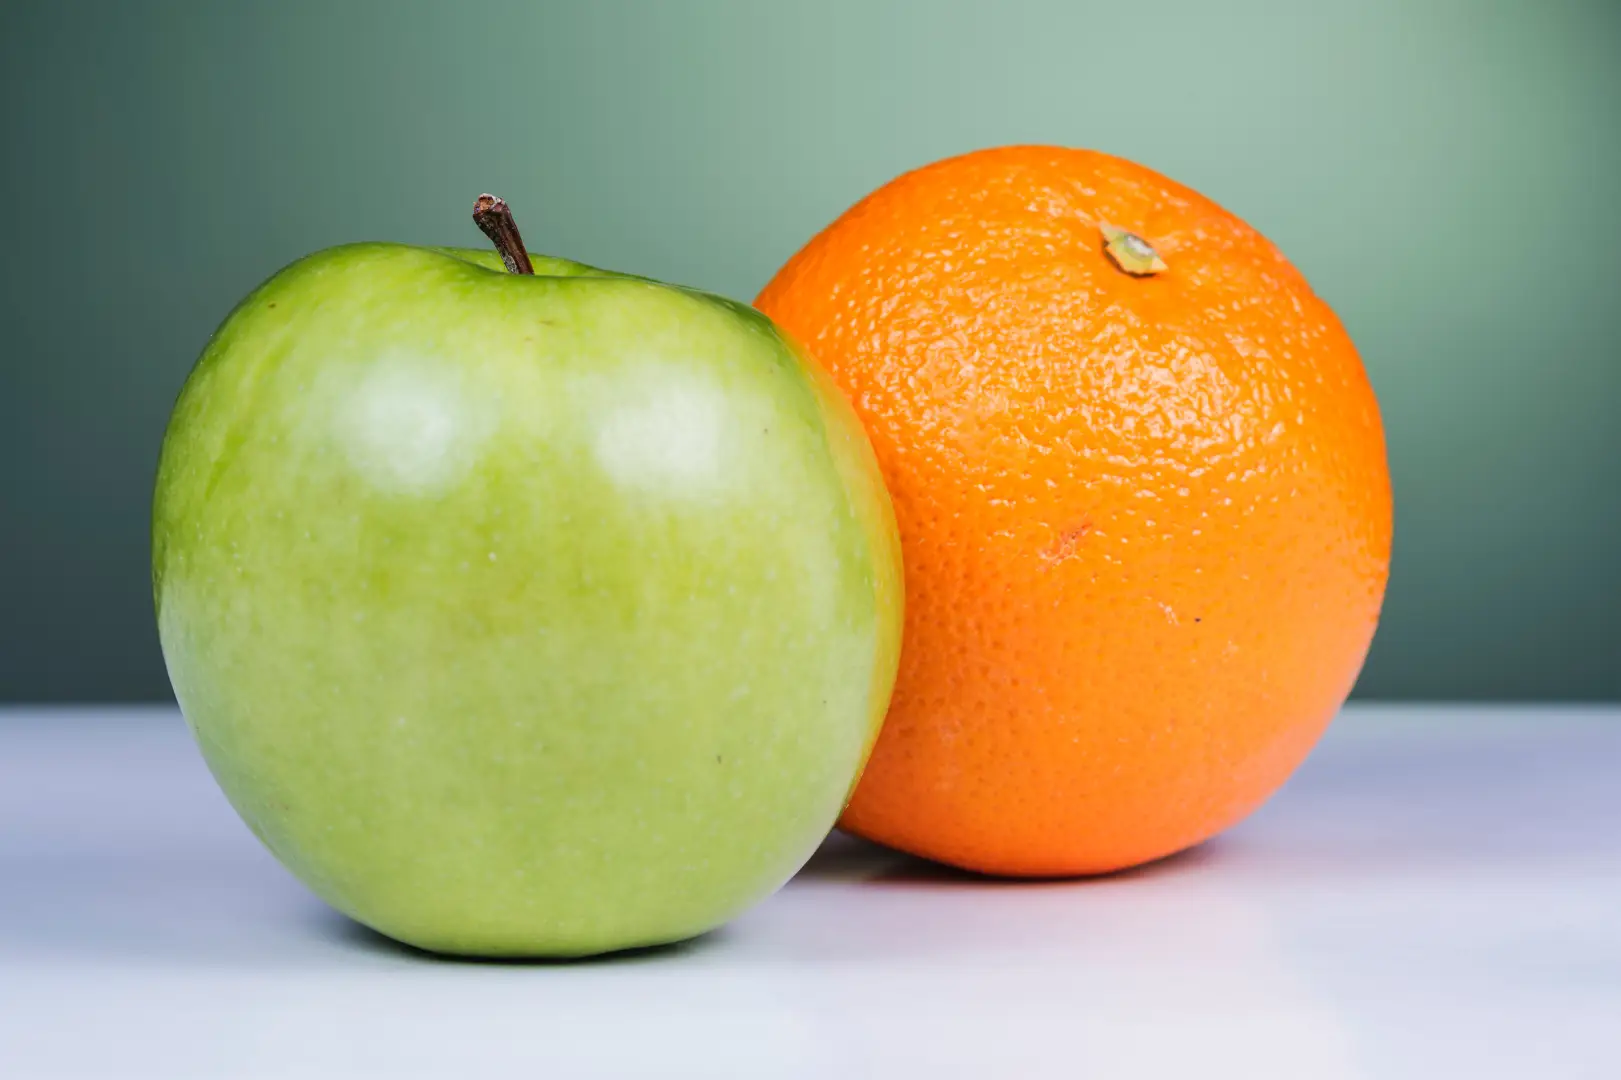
757, 146, 1392, 876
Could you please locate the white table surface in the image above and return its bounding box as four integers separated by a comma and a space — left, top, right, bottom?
1, 704, 1617, 1079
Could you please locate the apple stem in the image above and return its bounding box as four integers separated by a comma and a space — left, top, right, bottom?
472, 194, 535, 275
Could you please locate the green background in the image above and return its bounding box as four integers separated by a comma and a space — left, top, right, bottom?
2, 1, 1618, 702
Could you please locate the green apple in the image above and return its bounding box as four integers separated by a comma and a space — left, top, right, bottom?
152, 196, 903, 957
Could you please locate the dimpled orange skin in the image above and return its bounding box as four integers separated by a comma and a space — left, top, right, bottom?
756, 146, 1392, 876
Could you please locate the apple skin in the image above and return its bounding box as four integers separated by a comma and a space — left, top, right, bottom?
153, 243, 903, 957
